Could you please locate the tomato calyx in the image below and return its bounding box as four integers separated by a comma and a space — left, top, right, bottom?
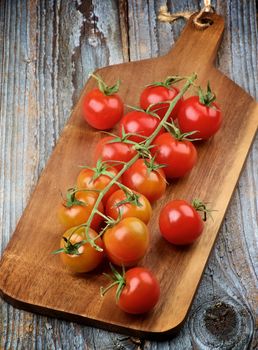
52, 225, 102, 255
81, 159, 117, 182
63, 187, 86, 208
116, 184, 143, 208
164, 121, 200, 141
134, 143, 154, 158
105, 127, 147, 145
192, 199, 213, 222
61, 236, 88, 255
198, 81, 216, 107
91, 73, 120, 96
97, 209, 122, 235
100, 263, 126, 302
146, 75, 184, 89
52, 233, 88, 256
143, 156, 167, 176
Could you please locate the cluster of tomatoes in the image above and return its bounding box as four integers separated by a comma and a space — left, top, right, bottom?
54, 73, 222, 315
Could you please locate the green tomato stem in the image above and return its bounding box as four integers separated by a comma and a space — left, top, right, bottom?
145, 73, 197, 147
84, 153, 140, 251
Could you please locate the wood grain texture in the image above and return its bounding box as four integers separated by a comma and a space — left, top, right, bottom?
0, 0, 257, 349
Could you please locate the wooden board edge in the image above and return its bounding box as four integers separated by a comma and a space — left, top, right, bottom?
0, 287, 184, 340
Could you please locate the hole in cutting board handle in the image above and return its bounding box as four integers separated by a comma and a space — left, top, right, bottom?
199, 17, 214, 25
166, 12, 224, 67
194, 11, 215, 28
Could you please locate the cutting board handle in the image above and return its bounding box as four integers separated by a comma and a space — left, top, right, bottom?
167, 12, 224, 69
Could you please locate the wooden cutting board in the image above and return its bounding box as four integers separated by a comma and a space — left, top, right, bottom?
0, 12, 257, 339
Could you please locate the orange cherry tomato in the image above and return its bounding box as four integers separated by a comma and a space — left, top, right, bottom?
58, 191, 103, 230
105, 189, 152, 224
77, 166, 119, 205
122, 159, 166, 202
60, 226, 104, 273
103, 217, 149, 267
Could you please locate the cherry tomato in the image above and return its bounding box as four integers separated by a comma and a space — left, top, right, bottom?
82, 87, 123, 130
152, 132, 197, 178
93, 136, 137, 171
140, 85, 183, 120
103, 217, 149, 267
177, 96, 222, 140
60, 226, 104, 273
58, 191, 104, 230
122, 159, 166, 202
159, 200, 204, 245
105, 189, 152, 224
118, 267, 160, 314
77, 166, 119, 205
119, 111, 164, 143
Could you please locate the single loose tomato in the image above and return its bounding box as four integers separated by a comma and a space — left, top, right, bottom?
119, 111, 164, 143
122, 159, 166, 202
58, 190, 104, 230
140, 77, 183, 120
60, 226, 104, 273
81, 75, 123, 130
77, 163, 119, 205
152, 132, 197, 178
93, 136, 137, 171
101, 265, 160, 314
118, 267, 160, 314
159, 199, 205, 245
177, 84, 222, 140
103, 217, 149, 267
105, 189, 152, 224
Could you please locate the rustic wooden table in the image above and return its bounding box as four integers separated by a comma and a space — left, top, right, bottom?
0, 1, 257, 349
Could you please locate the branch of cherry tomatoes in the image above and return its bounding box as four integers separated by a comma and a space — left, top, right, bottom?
53, 72, 222, 315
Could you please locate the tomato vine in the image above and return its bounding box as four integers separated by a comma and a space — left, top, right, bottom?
57, 73, 198, 254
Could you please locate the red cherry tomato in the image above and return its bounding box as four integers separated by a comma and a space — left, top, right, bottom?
105, 189, 152, 224
119, 111, 164, 143
77, 166, 119, 205
58, 191, 104, 230
93, 136, 137, 171
82, 88, 123, 130
60, 226, 104, 273
118, 267, 160, 314
152, 132, 197, 178
159, 200, 204, 245
103, 217, 149, 267
122, 159, 166, 202
177, 96, 222, 140
140, 85, 183, 120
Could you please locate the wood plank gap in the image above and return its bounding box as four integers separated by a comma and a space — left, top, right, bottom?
118, 0, 130, 62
